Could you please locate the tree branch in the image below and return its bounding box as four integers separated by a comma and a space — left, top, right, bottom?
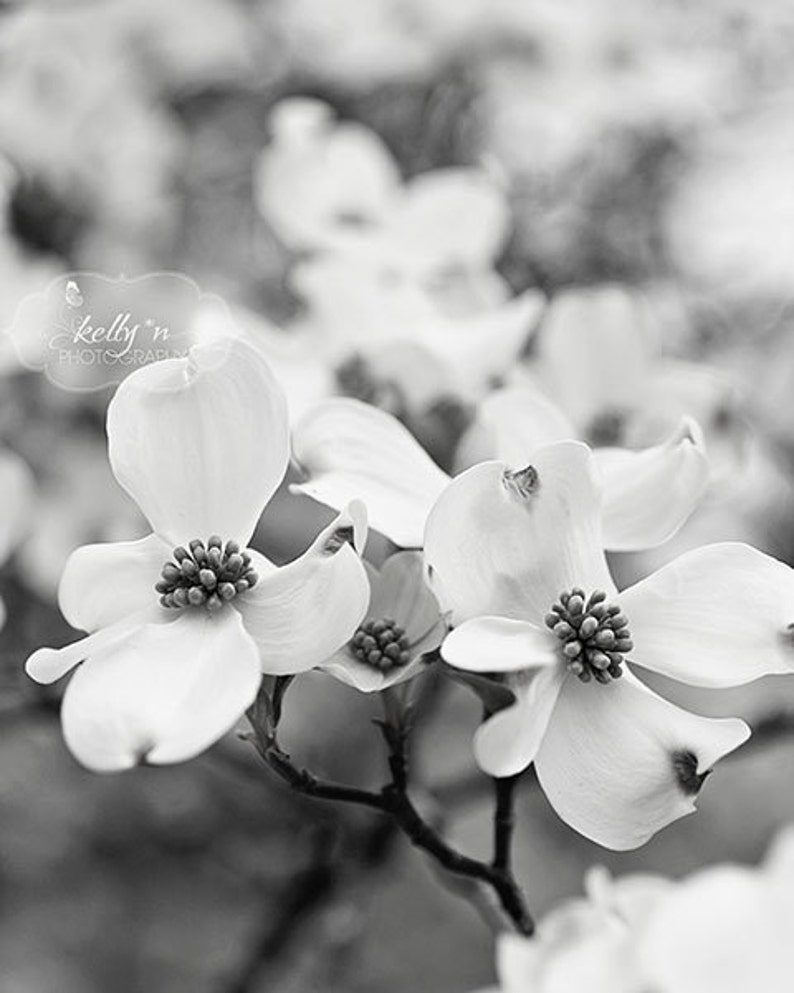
492, 775, 520, 873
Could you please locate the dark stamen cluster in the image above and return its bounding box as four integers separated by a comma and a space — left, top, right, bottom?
335, 355, 403, 415
586, 409, 626, 448
156, 536, 258, 612
545, 588, 633, 684
351, 618, 410, 672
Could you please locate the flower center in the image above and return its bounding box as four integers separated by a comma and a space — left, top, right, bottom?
334, 355, 405, 416
545, 588, 633, 683
586, 408, 627, 447
351, 618, 410, 672
156, 536, 258, 612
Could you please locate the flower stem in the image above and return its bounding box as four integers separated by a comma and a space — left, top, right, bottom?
262, 745, 386, 811
492, 775, 520, 872
245, 681, 535, 936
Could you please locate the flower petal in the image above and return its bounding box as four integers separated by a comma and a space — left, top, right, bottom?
392, 168, 510, 273
26, 617, 159, 685
537, 285, 654, 430
320, 551, 444, 693
424, 443, 614, 625
638, 867, 785, 993
368, 550, 443, 645
238, 504, 370, 674
321, 647, 427, 694
595, 417, 709, 551
255, 98, 399, 252
620, 543, 794, 687
429, 290, 546, 399
535, 673, 749, 850
58, 534, 170, 633
474, 666, 566, 777
61, 610, 261, 771
108, 338, 289, 546
456, 386, 577, 471
292, 398, 450, 548
442, 617, 558, 674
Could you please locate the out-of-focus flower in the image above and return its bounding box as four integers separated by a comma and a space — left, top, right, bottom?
270, 0, 442, 87
255, 98, 401, 255
430, 442, 794, 848
667, 91, 794, 299
257, 98, 512, 309
0, 447, 35, 629
472, 867, 672, 993
478, 0, 735, 178
0, 6, 184, 270
98, 0, 260, 94
18, 435, 146, 602
321, 550, 446, 692
508, 283, 745, 476
25, 339, 369, 771
638, 827, 794, 993
291, 398, 708, 553
473, 826, 794, 993
291, 255, 544, 405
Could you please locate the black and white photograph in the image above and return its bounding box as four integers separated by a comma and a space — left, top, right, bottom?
1, 2, 794, 991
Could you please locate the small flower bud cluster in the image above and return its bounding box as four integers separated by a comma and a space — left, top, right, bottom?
156, 536, 258, 612
351, 617, 410, 671
545, 588, 633, 683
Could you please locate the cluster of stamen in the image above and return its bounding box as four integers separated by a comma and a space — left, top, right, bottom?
156, 536, 258, 612
545, 589, 633, 683
586, 409, 626, 448
351, 618, 410, 672
335, 355, 403, 415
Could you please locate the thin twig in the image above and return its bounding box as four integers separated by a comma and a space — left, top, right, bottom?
246, 679, 535, 935
492, 775, 520, 873
263, 746, 387, 811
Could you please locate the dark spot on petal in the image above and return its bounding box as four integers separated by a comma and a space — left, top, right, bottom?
324, 525, 354, 554
672, 750, 709, 796
503, 465, 539, 499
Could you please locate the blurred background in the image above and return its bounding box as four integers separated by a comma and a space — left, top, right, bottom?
1, 1, 794, 990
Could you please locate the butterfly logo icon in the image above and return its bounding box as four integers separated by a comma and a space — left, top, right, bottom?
65, 280, 83, 308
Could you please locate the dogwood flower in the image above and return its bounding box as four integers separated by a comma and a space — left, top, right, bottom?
256, 98, 513, 311
638, 826, 794, 993
473, 827, 794, 993
472, 867, 672, 993
512, 283, 745, 475
25, 338, 369, 771
291, 397, 707, 553
291, 255, 545, 408
321, 550, 446, 692
428, 441, 794, 848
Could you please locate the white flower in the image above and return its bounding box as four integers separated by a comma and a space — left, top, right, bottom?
255, 98, 401, 255
25, 339, 370, 772
271, 0, 441, 87
256, 98, 512, 310
321, 550, 446, 692
473, 867, 672, 993
291, 397, 707, 554
457, 387, 709, 551
638, 827, 794, 993
510, 283, 744, 475
292, 255, 544, 407
476, 826, 794, 993
428, 442, 794, 849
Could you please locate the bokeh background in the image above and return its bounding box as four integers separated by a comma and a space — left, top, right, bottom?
2, 1, 794, 991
